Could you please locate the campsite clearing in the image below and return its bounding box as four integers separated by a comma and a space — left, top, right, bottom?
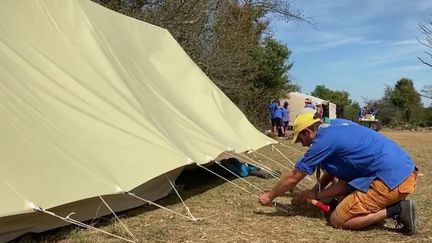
34, 130, 431, 242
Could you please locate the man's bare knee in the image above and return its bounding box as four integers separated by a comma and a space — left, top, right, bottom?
329, 212, 344, 228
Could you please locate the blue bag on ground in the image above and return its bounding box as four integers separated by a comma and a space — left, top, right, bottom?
220, 158, 257, 177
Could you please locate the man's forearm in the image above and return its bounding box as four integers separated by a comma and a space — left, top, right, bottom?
268, 169, 305, 201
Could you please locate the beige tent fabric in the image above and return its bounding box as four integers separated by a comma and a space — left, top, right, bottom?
0, 0, 275, 240
281, 92, 337, 125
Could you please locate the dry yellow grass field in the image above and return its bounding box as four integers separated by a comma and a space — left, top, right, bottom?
21, 130, 432, 243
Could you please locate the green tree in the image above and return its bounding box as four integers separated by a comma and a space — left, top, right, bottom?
253, 37, 293, 95
343, 101, 360, 121
424, 107, 432, 126
240, 37, 297, 126
93, 0, 306, 129
378, 78, 423, 127
389, 78, 423, 126
311, 85, 353, 118
369, 90, 403, 127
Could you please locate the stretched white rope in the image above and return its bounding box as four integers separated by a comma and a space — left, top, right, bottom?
251, 149, 292, 169
214, 160, 265, 193
32, 206, 135, 243
126, 192, 196, 221
224, 152, 280, 179
277, 142, 306, 154
271, 144, 313, 182
224, 151, 271, 170
196, 164, 259, 198
165, 176, 203, 221
197, 163, 292, 214
98, 196, 138, 242
249, 150, 258, 159
249, 149, 311, 182
94, 202, 104, 219
271, 145, 297, 167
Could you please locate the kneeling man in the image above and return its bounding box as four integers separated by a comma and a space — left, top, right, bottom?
259, 113, 418, 235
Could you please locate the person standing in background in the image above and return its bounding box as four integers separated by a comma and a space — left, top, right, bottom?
273, 101, 285, 138
316, 102, 324, 118
304, 98, 316, 109
282, 101, 290, 136
267, 99, 279, 136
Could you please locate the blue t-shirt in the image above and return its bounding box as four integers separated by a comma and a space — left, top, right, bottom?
268, 102, 277, 119
330, 119, 356, 125
274, 107, 284, 119
282, 107, 289, 122
295, 119, 415, 192
358, 108, 366, 119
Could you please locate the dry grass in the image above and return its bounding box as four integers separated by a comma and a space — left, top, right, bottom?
19, 130, 432, 243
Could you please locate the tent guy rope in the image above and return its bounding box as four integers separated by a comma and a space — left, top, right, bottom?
215, 160, 265, 193
126, 192, 197, 221
196, 163, 259, 198
166, 176, 203, 221
251, 149, 292, 170
224, 151, 280, 179
277, 142, 306, 154
98, 196, 139, 242
196, 162, 293, 215
270, 145, 312, 181
271, 145, 296, 167
31, 204, 135, 243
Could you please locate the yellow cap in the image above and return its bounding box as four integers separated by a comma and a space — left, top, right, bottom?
292, 112, 321, 144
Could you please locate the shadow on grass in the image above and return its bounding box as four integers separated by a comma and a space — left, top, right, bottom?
253, 203, 330, 220
14, 163, 240, 242
114, 163, 239, 222
13, 163, 402, 243
361, 220, 401, 233
14, 163, 328, 242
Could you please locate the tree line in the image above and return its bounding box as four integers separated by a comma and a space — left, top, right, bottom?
311, 79, 432, 128
94, 0, 305, 129
94, 1, 431, 129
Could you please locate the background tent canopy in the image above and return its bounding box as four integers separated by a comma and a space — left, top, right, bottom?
281, 92, 337, 125
0, 0, 275, 241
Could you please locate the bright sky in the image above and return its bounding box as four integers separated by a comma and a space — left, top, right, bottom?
271, 0, 432, 107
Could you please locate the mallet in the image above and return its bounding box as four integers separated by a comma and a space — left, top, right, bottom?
272, 199, 331, 214
306, 198, 331, 213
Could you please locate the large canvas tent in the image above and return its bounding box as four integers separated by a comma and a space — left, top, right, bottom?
0, 0, 275, 241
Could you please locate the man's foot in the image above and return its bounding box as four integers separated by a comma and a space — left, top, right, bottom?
396, 200, 417, 235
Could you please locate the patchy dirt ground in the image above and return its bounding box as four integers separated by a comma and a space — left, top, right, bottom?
21, 130, 432, 242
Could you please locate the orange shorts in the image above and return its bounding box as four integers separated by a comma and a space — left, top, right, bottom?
333, 172, 417, 223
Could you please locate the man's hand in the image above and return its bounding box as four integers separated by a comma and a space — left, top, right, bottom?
258, 169, 306, 206
291, 189, 315, 206
258, 192, 273, 206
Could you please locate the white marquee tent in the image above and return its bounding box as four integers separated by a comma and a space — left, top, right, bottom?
281, 92, 337, 125
0, 0, 275, 241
